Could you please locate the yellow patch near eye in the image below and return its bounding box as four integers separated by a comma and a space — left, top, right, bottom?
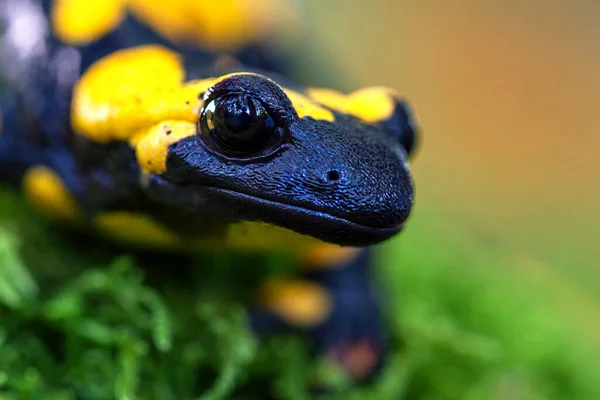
72, 45, 215, 143
258, 279, 333, 328
307, 87, 399, 123
283, 90, 335, 122
94, 211, 183, 248
131, 120, 197, 174
51, 0, 126, 45
22, 166, 82, 223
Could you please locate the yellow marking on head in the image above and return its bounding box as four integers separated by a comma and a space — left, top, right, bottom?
72, 45, 215, 143
307, 87, 399, 123
283, 89, 335, 122
51, 0, 126, 45
73, 50, 336, 160
258, 279, 333, 328
73, 48, 338, 177
300, 244, 361, 269
94, 211, 183, 248
22, 166, 82, 223
131, 120, 196, 174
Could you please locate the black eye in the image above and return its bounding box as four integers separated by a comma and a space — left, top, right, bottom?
198, 94, 284, 158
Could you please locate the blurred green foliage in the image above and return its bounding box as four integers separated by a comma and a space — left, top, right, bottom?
0, 186, 599, 399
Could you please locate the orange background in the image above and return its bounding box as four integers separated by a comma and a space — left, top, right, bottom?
299, 1, 600, 300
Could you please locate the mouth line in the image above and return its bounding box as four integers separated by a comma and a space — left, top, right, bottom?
202, 185, 401, 233
148, 174, 403, 246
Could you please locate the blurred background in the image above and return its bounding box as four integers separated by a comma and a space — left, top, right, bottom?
292, 0, 600, 343
1, 1, 599, 397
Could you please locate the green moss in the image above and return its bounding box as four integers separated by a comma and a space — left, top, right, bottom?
0, 186, 598, 399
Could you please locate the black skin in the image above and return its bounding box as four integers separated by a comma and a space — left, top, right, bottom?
0, 0, 419, 383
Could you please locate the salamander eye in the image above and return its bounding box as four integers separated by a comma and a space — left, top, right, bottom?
198, 94, 285, 159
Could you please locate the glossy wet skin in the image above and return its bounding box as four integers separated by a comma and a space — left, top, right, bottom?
153, 73, 417, 246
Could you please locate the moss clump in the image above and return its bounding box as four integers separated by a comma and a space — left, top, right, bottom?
0, 186, 598, 399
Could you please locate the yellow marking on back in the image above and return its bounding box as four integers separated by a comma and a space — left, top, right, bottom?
51, 0, 126, 45
258, 279, 333, 328
307, 87, 399, 123
131, 120, 196, 174
22, 166, 82, 223
127, 0, 194, 46
128, 0, 298, 51
52, 0, 296, 50
94, 211, 183, 248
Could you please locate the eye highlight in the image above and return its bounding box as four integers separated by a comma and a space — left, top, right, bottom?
198, 94, 287, 160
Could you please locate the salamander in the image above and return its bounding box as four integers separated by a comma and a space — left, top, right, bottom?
0, 0, 419, 381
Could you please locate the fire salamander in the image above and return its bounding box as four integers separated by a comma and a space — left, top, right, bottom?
0, 0, 419, 381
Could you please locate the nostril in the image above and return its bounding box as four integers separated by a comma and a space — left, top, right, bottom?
325, 170, 341, 182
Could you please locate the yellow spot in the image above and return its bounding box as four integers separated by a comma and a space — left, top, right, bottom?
300, 244, 361, 269
22, 166, 82, 223
225, 221, 324, 250
94, 211, 182, 248
51, 0, 126, 45
258, 279, 333, 328
131, 120, 196, 174
283, 89, 335, 122
72, 45, 214, 143
307, 87, 399, 123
